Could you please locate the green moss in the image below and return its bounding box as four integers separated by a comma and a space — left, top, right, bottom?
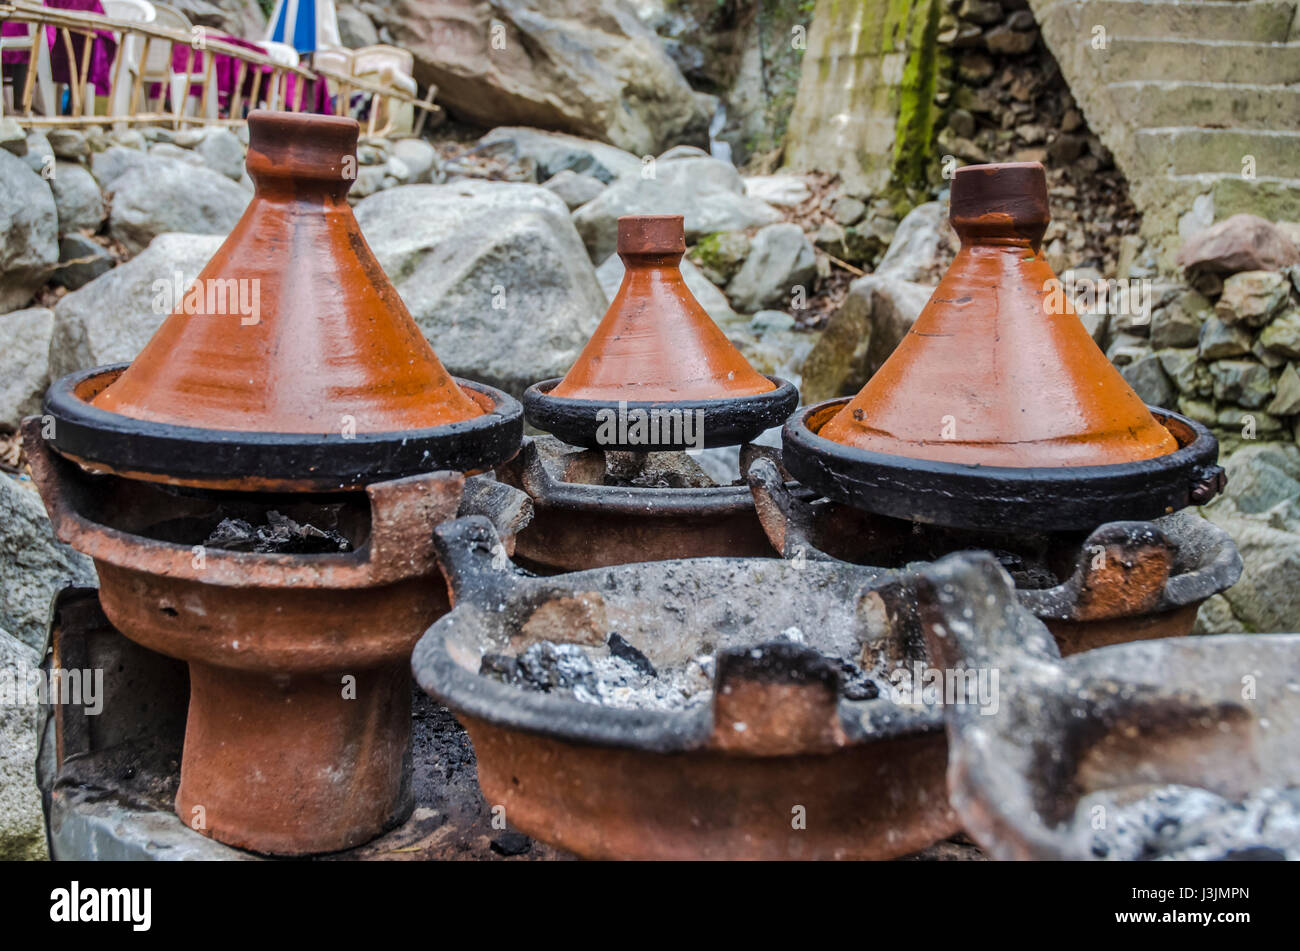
887, 0, 942, 200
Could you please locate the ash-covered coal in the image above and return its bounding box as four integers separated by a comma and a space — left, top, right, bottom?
204, 510, 351, 554
1081, 784, 1300, 860
602, 450, 718, 489
480, 637, 713, 711
478, 630, 882, 711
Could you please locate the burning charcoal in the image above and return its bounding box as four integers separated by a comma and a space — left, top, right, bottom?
256, 510, 351, 554
202, 511, 352, 554
204, 517, 259, 552
1081, 784, 1300, 861
515, 642, 599, 694
490, 832, 532, 856
837, 659, 880, 701
607, 632, 656, 677
479, 653, 520, 683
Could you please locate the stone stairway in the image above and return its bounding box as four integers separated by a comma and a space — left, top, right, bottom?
1030, 0, 1300, 264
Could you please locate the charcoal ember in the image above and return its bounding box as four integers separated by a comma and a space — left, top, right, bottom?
514, 642, 599, 694
490, 832, 533, 856
607, 632, 656, 677
837, 659, 880, 701
479, 653, 520, 682
203, 510, 351, 554
1083, 784, 1300, 860
204, 517, 259, 552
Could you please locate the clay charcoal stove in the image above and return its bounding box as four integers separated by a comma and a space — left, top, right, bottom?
916, 552, 1300, 861
25, 110, 524, 856
411, 516, 961, 860
505, 214, 800, 571
751, 162, 1240, 654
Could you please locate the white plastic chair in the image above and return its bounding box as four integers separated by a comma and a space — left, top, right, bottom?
102, 0, 156, 118
350, 44, 415, 135
0, 20, 56, 116
313, 44, 354, 116
258, 39, 300, 110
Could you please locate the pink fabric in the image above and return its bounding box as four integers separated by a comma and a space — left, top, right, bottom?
160, 36, 327, 115
2, 1, 117, 96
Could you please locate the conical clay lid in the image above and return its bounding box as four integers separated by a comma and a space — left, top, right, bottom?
550, 215, 776, 402
817, 162, 1177, 467
93, 110, 482, 434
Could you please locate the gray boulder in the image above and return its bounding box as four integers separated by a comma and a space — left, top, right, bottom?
1199, 443, 1300, 633
355, 181, 605, 395
1198, 314, 1252, 360
50, 162, 105, 234
52, 234, 116, 291
389, 138, 441, 184
595, 252, 737, 325
18, 130, 53, 177
874, 202, 949, 282
195, 128, 247, 182
742, 174, 812, 209
89, 145, 149, 190
799, 275, 934, 405
726, 223, 816, 313
1216, 270, 1291, 327
1120, 352, 1176, 409
543, 170, 607, 210
46, 128, 88, 161
0, 150, 58, 312
0, 474, 96, 652
105, 154, 249, 253
1208, 359, 1273, 409
0, 117, 24, 155
1150, 288, 1209, 349
0, 307, 55, 428
1177, 214, 1300, 275
367, 0, 709, 155
50, 233, 223, 379
477, 127, 641, 184
0, 627, 46, 860
573, 150, 781, 261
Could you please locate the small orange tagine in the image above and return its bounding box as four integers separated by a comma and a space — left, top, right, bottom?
524, 214, 798, 450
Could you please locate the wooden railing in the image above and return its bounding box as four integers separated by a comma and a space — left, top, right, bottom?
0, 1, 440, 136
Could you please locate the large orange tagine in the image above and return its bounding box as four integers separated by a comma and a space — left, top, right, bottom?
817, 162, 1177, 468
551, 214, 776, 402
42, 111, 521, 493
94, 110, 482, 434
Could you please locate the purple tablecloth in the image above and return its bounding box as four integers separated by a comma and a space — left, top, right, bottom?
1, 1, 117, 96
162, 36, 327, 115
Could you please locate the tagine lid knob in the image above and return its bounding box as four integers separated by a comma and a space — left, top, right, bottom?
815, 161, 1179, 468
548, 214, 776, 402
89, 110, 483, 436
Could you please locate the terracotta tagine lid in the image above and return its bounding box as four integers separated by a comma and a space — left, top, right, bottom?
39, 111, 523, 492
816, 162, 1178, 468
550, 215, 776, 402
522, 214, 799, 450
92, 110, 483, 434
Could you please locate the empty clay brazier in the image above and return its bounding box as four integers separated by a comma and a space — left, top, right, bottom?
26, 110, 525, 856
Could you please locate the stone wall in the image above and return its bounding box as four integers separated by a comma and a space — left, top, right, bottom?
783, 0, 946, 200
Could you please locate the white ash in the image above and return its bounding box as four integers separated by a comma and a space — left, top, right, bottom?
478, 628, 881, 710
480, 638, 713, 711
1079, 784, 1300, 860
